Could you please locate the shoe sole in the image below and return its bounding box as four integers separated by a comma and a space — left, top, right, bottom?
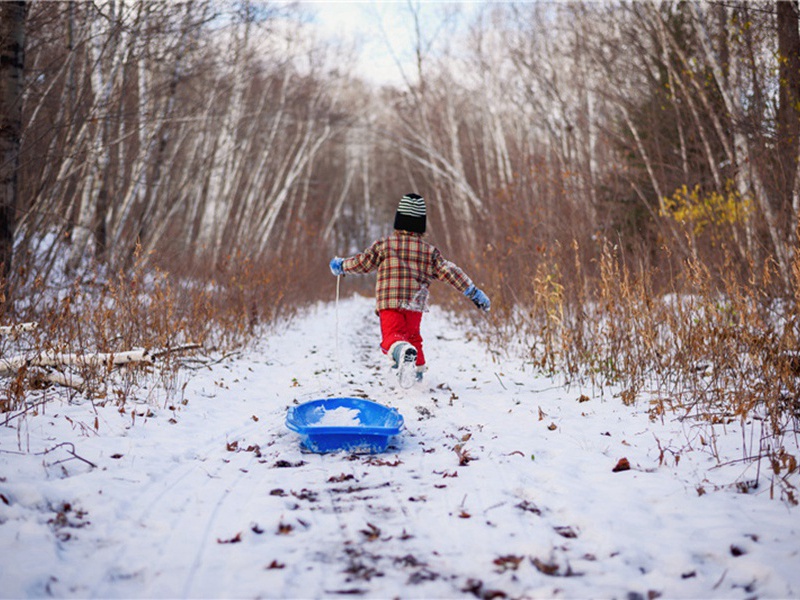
397, 346, 418, 389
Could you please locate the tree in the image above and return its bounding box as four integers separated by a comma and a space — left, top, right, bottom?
777, 1, 800, 216
0, 1, 27, 287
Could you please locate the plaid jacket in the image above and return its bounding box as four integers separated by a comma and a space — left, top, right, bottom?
342, 231, 473, 312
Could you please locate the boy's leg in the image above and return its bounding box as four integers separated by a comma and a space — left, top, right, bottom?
379, 309, 407, 355
404, 310, 425, 367
379, 309, 425, 366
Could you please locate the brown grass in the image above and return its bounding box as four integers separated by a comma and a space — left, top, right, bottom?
475, 234, 799, 503
0, 245, 315, 416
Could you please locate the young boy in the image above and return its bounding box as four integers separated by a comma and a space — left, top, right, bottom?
329, 192, 490, 387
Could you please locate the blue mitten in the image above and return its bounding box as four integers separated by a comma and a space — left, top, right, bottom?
464, 285, 491, 312
330, 257, 345, 276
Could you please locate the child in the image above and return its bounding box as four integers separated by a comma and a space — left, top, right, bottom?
330, 192, 490, 387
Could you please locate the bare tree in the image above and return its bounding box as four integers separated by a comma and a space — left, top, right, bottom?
0, 1, 27, 285
777, 1, 800, 217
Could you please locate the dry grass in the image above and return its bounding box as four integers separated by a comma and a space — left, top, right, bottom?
478, 236, 800, 504
0, 246, 314, 417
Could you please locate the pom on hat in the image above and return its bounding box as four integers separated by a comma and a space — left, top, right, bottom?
394, 193, 426, 234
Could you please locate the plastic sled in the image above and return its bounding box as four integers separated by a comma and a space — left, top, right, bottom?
286, 397, 404, 454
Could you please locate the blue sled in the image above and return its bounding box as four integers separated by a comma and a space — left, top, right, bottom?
286, 397, 404, 454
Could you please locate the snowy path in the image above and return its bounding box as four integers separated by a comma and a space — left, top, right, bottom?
1, 295, 798, 598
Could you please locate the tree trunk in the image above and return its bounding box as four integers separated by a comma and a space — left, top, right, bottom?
0, 1, 27, 285
778, 1, 800, 216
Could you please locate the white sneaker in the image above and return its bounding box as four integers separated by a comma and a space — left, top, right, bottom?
389, 342, 417, 388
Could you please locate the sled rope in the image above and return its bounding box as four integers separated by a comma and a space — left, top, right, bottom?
335, 274, 342, 382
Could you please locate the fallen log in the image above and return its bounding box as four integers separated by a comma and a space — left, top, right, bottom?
0, 343, 202, 388
0, 322, 38, 335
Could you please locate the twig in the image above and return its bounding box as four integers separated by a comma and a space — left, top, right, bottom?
44, 442, 97, 469
0, 442, 97, 470
186, 350, 241, 368
150, 343, 202, 359
2, 397, 51, 426
494, 372, 507, 390
712, 569, 728, 590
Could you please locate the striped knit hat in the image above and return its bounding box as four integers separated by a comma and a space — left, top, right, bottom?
394, 193, 426, 234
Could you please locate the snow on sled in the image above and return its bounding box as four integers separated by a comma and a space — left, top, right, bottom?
285, 397, 404, 454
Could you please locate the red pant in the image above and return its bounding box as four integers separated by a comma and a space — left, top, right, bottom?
379, 309, 425, 366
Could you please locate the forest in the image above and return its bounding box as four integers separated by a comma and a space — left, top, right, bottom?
0, 1, 799, 488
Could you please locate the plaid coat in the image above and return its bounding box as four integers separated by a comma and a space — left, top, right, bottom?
342, 231, 473, 312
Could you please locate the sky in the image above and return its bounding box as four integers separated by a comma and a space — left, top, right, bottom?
303, 1, 484, 87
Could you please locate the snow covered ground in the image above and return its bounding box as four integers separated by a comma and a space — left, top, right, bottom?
1, 295, 798, 599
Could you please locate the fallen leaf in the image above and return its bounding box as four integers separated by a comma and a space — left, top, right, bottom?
554, 525, 578, 538
274, 459, 306, 468
493, 555, 523, 573
730, 545, 746, 557
516, 500, 542, 515
245, 444, 261, 457
217, 532, 242, 544
612, 457, 631, 472
531, 557, 560, 576
360, 522, 381, 541
291, 489, 318, 502
277, 522, 293, 535
364, 456, 402, 467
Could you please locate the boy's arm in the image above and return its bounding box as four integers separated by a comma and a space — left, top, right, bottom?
433, 251, 491, 311
337, 239, 384, 275
432, 251, 473, 292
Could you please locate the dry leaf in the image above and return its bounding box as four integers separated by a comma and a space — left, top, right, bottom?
277, 522, 293, 535
554, 525, 578, 538
613, 457, 631, 472
493, 555, 523, 572
531, 557, 560, 576
360, 522, 381, 541
217, 532, 242, 544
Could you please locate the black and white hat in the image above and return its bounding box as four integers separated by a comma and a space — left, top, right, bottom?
394, 193, 426, 234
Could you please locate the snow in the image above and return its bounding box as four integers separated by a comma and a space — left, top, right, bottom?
1, 294, 798, 599
315, 407, 362, 428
